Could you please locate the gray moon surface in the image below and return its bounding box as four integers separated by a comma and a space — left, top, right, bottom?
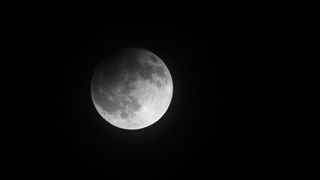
91, 48, 173, 130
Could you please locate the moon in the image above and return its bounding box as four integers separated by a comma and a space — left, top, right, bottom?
91, 48, 173, 130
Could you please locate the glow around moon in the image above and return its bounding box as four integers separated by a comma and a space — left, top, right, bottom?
91, 48, 173, 130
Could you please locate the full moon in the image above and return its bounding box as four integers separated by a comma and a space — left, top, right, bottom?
91, 48, 173, 130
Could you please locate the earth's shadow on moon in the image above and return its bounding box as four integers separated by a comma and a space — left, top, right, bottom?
90, 48, 174, 130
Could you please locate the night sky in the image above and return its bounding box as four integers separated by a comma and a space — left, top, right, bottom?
16, 2, 256, 179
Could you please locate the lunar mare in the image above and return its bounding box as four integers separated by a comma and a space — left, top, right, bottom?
91, 48, 173, 130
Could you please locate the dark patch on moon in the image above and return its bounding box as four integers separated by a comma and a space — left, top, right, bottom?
154, 80, 163, 88
154, 66, 166, 78
92, 66, 142, 118
122, 57, 167, 87
120, 111, 128, 119
92, 84, 141, 118
147, 53, 159, 63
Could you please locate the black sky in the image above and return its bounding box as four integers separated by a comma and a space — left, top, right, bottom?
16, 2, 256, 179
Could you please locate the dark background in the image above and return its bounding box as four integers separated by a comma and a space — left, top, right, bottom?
15, 2, 256, 179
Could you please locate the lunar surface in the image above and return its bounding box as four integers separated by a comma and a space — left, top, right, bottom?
91, 48, 173, 130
